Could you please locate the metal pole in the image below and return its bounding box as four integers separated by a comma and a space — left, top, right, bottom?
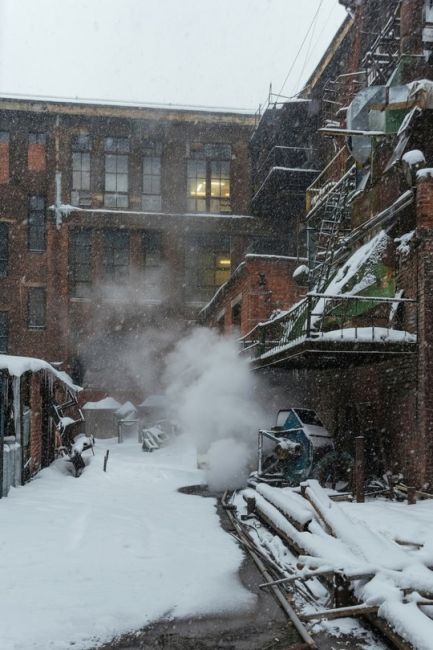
355, 436, 365, 503
257, 430, 263, 476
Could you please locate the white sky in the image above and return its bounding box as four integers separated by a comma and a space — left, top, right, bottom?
0, 0, 346, 111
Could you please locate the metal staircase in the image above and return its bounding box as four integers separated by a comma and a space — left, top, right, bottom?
308, 164, 356, 293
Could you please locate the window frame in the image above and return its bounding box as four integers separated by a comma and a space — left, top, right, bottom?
0, 222, 8, 277
28, 195, 46, 252
27, 287, 46, 330
0, 311, 8, 353
102, 230, 130, 282
104, 137, 130, 208
69, 229, 92, 298
142, 142, 162, 212
187, 143, 232, 214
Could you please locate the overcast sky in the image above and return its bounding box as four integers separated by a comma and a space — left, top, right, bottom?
0, 0, 346, 111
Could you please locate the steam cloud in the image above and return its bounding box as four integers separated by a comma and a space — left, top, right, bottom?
163, 328, 265, 490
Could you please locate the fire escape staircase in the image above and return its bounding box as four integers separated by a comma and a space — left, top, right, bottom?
308, 164, 356, 295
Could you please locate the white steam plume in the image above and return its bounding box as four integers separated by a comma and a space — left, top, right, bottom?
164, 328, 265, 490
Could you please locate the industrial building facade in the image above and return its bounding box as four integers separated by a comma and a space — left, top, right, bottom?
0, 99, 270, 398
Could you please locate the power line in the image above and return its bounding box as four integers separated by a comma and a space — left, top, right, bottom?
295, 0, 324, 93
277, 0, 325, 98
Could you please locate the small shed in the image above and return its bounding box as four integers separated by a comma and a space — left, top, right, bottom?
138, 394, 168, 427
82, 397, 121, 439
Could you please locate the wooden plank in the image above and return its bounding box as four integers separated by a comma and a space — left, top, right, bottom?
301, 604, 379, 621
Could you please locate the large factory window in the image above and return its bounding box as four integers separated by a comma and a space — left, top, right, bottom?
142, 142, 162, 211
187, 143, 231, 213
70, 229, 92, 298
185, 234, 231, 301
103, 230, 130, 282
0, 222, 8, 277
28, 132, 47, 172
28, 195, 46, 252
0, 312, 8, 353
71, 134, 92, 207
28, 287, 46, 330
104, 137, 129, 208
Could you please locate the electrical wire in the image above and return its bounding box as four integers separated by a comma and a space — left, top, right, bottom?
294, 0, 324, 93
277, 0, 325, 99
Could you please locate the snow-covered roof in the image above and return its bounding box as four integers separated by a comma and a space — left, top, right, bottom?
0, 354, 80, 391
82, 397, 121, 411
139, 394, 167, 409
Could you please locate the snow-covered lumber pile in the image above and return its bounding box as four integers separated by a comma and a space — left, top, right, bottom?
240, 479, 433, 650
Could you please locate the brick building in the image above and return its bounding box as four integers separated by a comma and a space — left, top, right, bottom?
211, 0, 433, 488
0, 98, 272, 399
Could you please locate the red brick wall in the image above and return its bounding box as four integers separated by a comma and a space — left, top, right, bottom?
27, 143, 46, 172
0, 143, 9, 184
204, 256, 307, 336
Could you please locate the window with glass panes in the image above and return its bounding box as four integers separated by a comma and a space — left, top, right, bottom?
185, 234, 231, 301
0, 222, 8, 277
104, 137, 129, 208
71, 134, 91, 207
142, 142, 162, 211
187, 144, 231, 213
103, 230, 130, 282
0, 312, 8, 353
70, 229, 92, 297
28, 195, 45, 251
143, 231, 162, 268
28, 288, 46, 329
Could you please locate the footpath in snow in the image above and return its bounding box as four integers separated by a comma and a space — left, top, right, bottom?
0, 436, 255, 650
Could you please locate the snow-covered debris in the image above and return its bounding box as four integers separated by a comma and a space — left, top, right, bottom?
395, 230, 416, 256
417, 167, 433, 180
293, 264, 309, 279
82, 397, 121, 410
115, 400, 137, 419
402, 149, 426, 166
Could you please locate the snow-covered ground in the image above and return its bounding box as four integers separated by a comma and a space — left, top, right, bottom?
0, 436, 255, 650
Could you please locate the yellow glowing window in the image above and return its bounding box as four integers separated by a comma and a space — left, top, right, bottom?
187, 145, 231, 213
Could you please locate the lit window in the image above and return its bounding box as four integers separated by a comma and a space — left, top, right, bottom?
103, 230, 130, 282
0, 312, 8, 353
104, 138, 129, 208
0, 222, 8, 277
142, 142, 162, 211
28, 195, 45, 252
28, 288, 46, 329
70, 229, 92, 298
71, 134, 91, 207
187, 144, 231, 214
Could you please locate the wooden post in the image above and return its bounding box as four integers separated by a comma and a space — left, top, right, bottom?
355, 436, 365, 503
407, 486, 417, 505
103, 449, 109, 472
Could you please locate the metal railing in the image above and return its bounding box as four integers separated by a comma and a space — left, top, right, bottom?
241, 293, 417, 360
306, 147, 352, 213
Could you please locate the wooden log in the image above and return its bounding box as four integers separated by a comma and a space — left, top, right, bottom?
259, 568, 336, 589
301, 603, 378, 621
